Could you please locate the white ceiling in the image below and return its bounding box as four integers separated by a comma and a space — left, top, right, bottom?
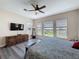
0, 0, 79, 19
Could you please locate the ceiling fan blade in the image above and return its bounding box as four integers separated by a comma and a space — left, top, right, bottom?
24, 9, 27, 11
28, 10, 35, 11
38, 10, 45, 13
39, 5, 46, 9
36, 5, 39, 8
31, 4, 36, 9
24, 9, 35, 11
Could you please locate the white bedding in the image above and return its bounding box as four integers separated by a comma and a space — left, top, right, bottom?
28, 37, 79, 59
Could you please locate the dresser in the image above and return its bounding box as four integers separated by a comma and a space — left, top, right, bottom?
5, 34, 29, 47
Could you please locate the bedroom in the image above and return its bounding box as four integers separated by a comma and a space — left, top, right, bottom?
0, 0, 79, 59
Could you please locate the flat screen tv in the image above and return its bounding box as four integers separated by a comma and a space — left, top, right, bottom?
10, 23, 24, 31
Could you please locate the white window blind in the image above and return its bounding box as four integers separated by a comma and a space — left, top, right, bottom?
36, 23, 42, 35
56, 19, 67, 38
43, 21, 54, 37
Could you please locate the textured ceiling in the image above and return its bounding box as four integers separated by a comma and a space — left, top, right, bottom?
0, 0, 79, 19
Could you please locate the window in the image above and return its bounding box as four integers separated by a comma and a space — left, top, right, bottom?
43, 21, 54, 37
56, 19, 67, 38
36, 23, 42, 35
35, 18, 67, 38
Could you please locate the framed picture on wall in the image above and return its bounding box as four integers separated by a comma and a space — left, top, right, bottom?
10, 23, 24, 31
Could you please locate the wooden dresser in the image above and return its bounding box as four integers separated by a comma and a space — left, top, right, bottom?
5, 34, 29, 47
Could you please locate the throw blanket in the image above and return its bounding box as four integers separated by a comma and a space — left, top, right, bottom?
28, 37, 79, 59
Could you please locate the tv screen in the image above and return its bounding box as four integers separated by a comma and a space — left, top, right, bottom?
10, 23, 24, 31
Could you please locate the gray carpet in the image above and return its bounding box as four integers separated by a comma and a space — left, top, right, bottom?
0, 47, 23, 59
0, 39, 38, 59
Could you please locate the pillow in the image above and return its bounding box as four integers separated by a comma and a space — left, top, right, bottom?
72, 42, 79, 49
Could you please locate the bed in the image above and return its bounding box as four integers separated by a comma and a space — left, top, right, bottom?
27, 37, 79, 59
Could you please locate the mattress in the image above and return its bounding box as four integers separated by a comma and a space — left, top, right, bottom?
28, 37, 79, 59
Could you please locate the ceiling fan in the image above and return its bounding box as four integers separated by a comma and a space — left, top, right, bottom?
24, 4, 46, 15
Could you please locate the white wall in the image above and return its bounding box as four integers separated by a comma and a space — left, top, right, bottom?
0, 10, 33, 47
33, 9, 79, 40
78, 10, 79, 38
